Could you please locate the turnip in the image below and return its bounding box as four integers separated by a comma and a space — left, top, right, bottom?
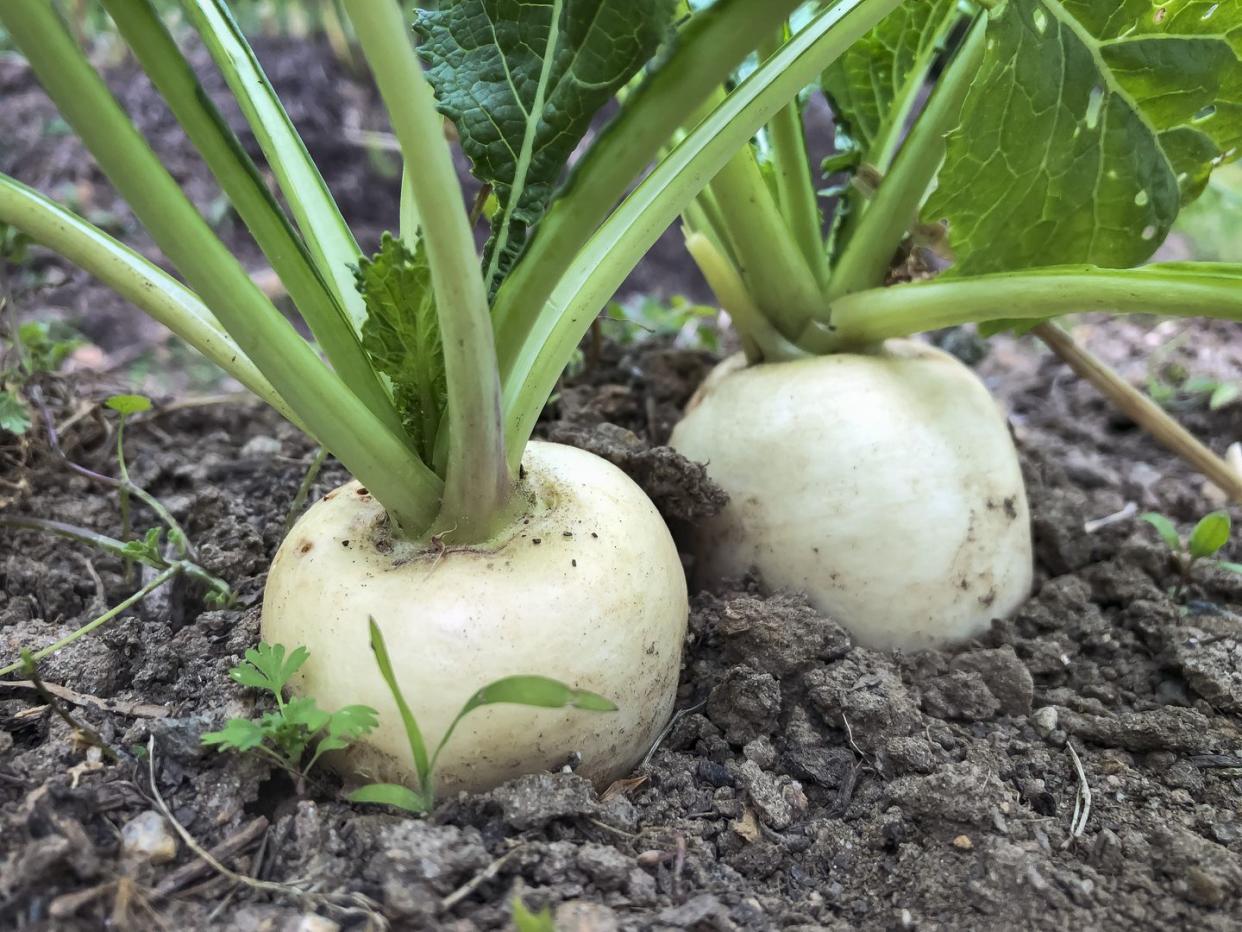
671, 341, 1033, 650
0, 0, 903, 793
667, 0, 1242, 649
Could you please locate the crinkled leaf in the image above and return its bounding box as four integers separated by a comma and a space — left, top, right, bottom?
927, 0, 1242, 275
0, 391, 32, 436
230, 643, 309, 696
821, 0, 959, 156
1189, 510, 1232, 559
1141, 512, 1183, 552
416, 0, 676, 288
201, 717, 266, 752
356, 234, 445, 464
348, 782, 427, 813
18, 321, 80, 374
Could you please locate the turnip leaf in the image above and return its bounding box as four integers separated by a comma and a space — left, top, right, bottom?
356, 234, 446, 465
416, 0, 676, 290
821, 0, 959, 159
348, 782, 427, 813
927, 0, 1242, 275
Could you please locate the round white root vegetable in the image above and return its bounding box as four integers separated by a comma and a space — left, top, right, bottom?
263, 441, 687, 794
670, 339, 1033, 651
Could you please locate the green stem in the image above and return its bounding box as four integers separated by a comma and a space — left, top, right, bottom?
831, 4, 965, 258
501, 0, 902, 465
758, 27, 828, 289
824, 16, 984, 305
0, 6, 441, 533
824, 265, 1242, 346
683, 232, 808, 363
116, 414, 134, 583
100, 0, 403, 438
705, 104, 826, 340
0, 175, 294, 424
0, 565, 181, 678
490, 0, 809, 380
346, 0, 511, 542
181, 0, 368, 333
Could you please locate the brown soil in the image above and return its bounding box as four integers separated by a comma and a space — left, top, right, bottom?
3, 35, 1242, 932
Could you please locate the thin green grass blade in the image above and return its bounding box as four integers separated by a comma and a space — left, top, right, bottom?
367, 618, 431, 793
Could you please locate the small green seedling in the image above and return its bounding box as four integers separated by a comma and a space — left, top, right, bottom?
1142, 511, 1242, 600
349, 618, 617, 814
202, 643, 378, 793
0, 319, 82, 436
512, 896, 557, 932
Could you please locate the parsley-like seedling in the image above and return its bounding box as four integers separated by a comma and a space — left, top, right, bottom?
1142, 511, 1242, 601
202, 643, 378, 792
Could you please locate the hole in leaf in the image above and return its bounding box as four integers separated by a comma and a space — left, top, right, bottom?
1032, 8, 1048, 32
1141, 224, 1157, 240
1194, 104, 1217, 122
1085, 86, 1105, 129
1203, 2, 1219, 19
1154, 6, 1167, 23
1134, 190, 1149, 207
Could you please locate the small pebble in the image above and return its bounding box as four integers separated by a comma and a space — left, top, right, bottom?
284, 916, 339, 932
241, 435, 282, 458
1031, 706, 1059, 738
952, 834, 974, 850
120, 810, 177, 865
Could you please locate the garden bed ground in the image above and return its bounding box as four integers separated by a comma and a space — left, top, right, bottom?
3, 35, 1242, 932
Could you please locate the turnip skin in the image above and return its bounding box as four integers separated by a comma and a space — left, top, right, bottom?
670, 339, 1033, 651
262, 441, 687, 794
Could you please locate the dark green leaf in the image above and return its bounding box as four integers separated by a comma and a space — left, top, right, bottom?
821, 0, 958, 156
927, 0, 1242, 275
417, 0, 676, 288
105, 393, 152, 416
1141, 512, 1183, 552
1189, 510, 1232, 559
356, 234, 445, 464
0, 391, 32, 436
349, 782, 427, 814
201, 718, 266, 752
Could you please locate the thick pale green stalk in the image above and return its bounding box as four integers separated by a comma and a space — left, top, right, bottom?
345, 0, 510, 542
831, 3, 966, 260
490, 0, 809, 379
824, 16, 985, 305
705, 102, 826, 339
502, 0, 902, 465
825, 265, 1242, 346
180, 0, 367, 333
759, 28, 828, 289
1, 4, 441, 532
0, 175, 292, 422
683, 232, 808, 363
101, 0, 404, 438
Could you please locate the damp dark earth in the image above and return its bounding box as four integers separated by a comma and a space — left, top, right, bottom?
3, 30, 1242, 932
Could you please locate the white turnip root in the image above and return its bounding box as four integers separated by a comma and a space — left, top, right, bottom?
670, 339, 1032, 650
263, 441, 688, 794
